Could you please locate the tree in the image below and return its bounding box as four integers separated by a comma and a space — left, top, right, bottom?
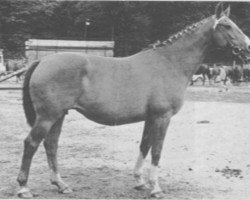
0, 0, 59, 58
0, 1, 249, 59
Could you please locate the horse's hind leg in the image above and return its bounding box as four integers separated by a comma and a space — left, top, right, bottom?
43, 115, 72, 194
17, 118, 56, 198
134, 118, 153, 190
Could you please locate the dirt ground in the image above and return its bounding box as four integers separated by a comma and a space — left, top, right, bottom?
1, 79, 250, 199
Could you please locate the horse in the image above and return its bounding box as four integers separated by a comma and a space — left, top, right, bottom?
208, 64, 229, 92
190, 64, 211, 85
210, 64, 235, 86
5, 59, 27, 83
17, 3, 250, 199
222, 65, 234, 81
209, 65, 221, 83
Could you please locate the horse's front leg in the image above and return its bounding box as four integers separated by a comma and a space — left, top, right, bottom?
43, 115, 72, 194
134, 117, 154, 190
148, 113, 171, 198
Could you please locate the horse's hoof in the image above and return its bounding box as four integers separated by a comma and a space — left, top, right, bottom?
59, 187, 73, 194
150, 191, 165, 199
17, 190, 33, 199
134, 184, 148, 191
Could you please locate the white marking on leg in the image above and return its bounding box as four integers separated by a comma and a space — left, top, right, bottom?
17, 186, 33, 198
50, 170, 72, 193
134, 152, 145, 174
149, 164, 162, 194
134, 152, 146, 186
50, 170, 63, 183
17, 187, 31, 194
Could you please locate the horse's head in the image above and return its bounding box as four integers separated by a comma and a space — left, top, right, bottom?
212, 2, 250, 62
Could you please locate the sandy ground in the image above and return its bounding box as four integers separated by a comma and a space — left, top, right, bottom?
1, 79, 250, 199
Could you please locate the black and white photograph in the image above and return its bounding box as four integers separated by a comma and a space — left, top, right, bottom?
1, 1, 250, 199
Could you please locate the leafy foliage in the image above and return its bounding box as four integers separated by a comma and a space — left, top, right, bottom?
0, 1, 249, 59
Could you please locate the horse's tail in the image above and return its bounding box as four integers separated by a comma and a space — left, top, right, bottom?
23, 60, 40, 127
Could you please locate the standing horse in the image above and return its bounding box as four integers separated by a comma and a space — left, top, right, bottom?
210, 64, 234, 86
190, 64, 211, 85
209, 64, 229, 91
209, 64, 221, 84
222, 65, 234, 82
17, 3, 250, 199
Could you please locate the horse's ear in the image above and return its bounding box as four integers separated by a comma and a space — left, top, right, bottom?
223, 5, 231, 17
215, 2, 224, 19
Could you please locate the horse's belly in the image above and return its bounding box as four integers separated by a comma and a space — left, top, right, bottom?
75, 103, 146, 126
76, 89, 148, 125
76, 74, 149, 125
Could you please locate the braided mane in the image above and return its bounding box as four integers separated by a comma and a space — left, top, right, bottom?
145, 18, 208, 50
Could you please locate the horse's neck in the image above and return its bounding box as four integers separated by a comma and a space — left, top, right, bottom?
157, 17, 215, 82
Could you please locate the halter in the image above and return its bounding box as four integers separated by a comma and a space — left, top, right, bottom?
230, 43, 247, 62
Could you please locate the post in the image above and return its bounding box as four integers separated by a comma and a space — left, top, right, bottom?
111, 25, 114, 41
84, 19, 90, 41
0, 49, 5, 72
0, 68, 27, 83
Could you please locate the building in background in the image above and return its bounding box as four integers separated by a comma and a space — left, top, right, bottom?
25, 39, 115, 64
